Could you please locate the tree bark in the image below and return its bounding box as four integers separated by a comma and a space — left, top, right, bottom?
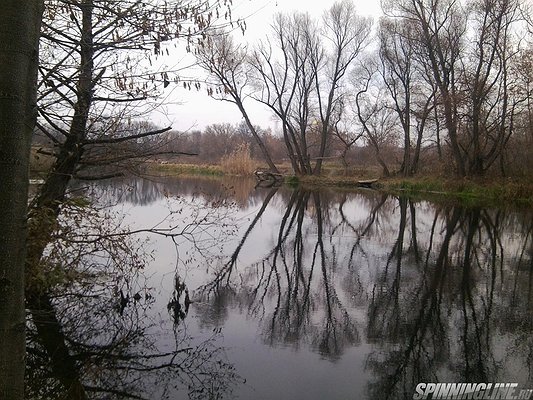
0, 1, 43, 398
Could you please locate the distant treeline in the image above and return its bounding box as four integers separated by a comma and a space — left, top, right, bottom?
33, 120, 412, 173
33, 113, 533, 177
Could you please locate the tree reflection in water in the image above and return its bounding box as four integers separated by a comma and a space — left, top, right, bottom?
25, 186, 244, 400
200, 189, 365, 360
26, 286, 240, 399
365, 204, 533, 399
26, 176, 533, 399
196, 187, 533, 399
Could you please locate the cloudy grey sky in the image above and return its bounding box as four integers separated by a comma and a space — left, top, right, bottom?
154, 0, 383, 132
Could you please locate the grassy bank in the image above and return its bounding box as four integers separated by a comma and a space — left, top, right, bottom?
293, 173, 533, 207
146, 162, 225, 176
32, 150, 533, 207
380, 176, 533, 207
146, 161, 533, 206
245, 165, 531, 207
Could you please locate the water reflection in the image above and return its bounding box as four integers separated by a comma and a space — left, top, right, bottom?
24, 186, 243, 400
25, 177, 533, 399
88, 175, 262, 208
168, 274, 191, 325
366, 204, 533, 399
195, 187, 533, 398
26, 282, 241, 399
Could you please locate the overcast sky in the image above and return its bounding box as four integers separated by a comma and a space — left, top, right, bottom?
154, 0, 383, 132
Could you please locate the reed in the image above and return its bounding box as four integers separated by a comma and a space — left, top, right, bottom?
220, 143, 256, 176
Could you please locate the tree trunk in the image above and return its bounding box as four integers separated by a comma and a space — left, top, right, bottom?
402, 124, 411, 176
281, 123, 302, 175
236, 101, 279, 174
27, 292, 88, 399
442, 91, 466, 176
368, 135, 390, 177
434, 104, 443, 160
313, 125, 329, 175
411, 127, 423, 175
0, 1, 43, 398
27, 1, 95, 288
24, 5, 94, 398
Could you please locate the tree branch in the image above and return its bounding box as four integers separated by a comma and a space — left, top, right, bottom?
83, 126, 172, 144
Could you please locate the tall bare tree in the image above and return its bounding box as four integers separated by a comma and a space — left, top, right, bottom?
250, 12, 320, 175
0, 2, 44, 398
313, 0, 371, 174
196, 33, 280, 173
248, 2, 370, 176
386, 0, 468, 175
465, 0, 523, 175
354, 62, 398, 176
385, 0, 528, 176
379, 17, 438, 175
379, 18, 414, 176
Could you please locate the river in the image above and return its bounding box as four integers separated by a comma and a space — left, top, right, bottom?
26, 176, 533, 399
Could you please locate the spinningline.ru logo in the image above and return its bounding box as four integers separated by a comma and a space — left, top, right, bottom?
413, 383, 533, 400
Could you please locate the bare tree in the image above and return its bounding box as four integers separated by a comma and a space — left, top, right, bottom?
313, 0, 372, 174
331, 97, 364, 174
248, 2, 370, 176
379, 18, 414, 176
354, 62, 399, 176
385, 0, 468, 175
379, 17, 440, 175
250, 12, 320, 175
464, 0, 523, 175
196, 33, 280, 173
384, 0, 529, 176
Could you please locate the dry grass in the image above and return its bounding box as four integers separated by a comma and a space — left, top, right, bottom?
146, 162, 223, 176
219, 143, 257, 176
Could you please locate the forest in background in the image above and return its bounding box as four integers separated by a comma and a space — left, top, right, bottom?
195, 0, 533, 179
31, 0, 533, 180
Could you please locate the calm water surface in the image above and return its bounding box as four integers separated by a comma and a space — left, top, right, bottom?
27, 176, 533, 399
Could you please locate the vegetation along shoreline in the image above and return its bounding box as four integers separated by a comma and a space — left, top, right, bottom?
143, 161, 533, 208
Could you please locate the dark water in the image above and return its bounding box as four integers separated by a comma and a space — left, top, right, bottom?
26, 176, 533, 399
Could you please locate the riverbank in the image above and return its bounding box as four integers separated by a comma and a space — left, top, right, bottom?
146, 162, 533, 207
31, 152, 533, 207
380, 176, 533, 207
147, 162, 225, 176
